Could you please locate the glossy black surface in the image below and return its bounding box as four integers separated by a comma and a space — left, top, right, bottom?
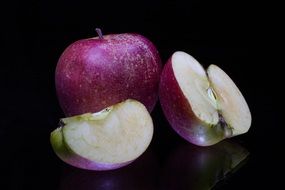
1, 0, 281, 189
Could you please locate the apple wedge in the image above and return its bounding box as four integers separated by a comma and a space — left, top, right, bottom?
50, 99, 153, 171
159, 51, 251, 146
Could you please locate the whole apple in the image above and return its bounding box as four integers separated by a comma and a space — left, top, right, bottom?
55, 29, 161, 116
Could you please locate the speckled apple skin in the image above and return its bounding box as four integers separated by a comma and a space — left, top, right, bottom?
50, 127, 132, 171
56, 33, 161, 116
159, 57, 225, 146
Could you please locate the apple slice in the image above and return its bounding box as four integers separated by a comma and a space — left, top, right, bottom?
50, 99, 153, 171
159, 51, 251, 146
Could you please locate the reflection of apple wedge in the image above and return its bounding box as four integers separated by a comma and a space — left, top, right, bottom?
50, 99, 153, 171
59, 149, 158, 190
159, 51, 252, 146
160, 140, 249, 190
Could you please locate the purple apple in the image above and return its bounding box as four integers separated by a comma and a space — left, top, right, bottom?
159, 51, 251, 146
55, 29, 161, 116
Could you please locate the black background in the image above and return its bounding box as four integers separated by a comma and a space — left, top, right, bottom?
1, 0, 282, 189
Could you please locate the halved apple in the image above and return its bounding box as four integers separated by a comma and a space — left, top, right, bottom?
159, 51, 251, 146
50, 99, 153, 171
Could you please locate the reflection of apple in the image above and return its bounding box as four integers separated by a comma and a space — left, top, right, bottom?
159, 51, 251, 146
59, 148, 158, 190
50, 99, 153, 171
160, 141, 249, 190
55, 29, 161, 116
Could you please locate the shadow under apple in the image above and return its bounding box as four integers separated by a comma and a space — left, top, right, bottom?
160, 140, 249, 190
59, 148, 158, 190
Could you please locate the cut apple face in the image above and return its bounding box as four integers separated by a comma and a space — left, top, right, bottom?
159, 51, 251, 146
50, 99, 153, 171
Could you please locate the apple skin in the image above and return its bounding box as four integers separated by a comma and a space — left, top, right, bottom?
50, 127, 132, 171
56, 33, 161, 116
159, 56, 226, 146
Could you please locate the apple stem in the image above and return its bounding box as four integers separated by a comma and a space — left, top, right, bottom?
95, 28, 104, 39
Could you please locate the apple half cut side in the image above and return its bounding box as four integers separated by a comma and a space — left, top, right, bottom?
50, 99, 153, 171
159, 51, 251, 146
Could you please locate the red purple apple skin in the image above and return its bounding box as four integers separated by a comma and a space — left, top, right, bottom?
159, 57, 224, 146
55, 33, 161, 116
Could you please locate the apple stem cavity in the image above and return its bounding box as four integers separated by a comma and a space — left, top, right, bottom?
218, 113, 233, 138
95, 28, 104, 39
208, 86, 233, 138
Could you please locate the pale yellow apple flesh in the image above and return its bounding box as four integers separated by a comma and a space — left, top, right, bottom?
172, 51, 251, 137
